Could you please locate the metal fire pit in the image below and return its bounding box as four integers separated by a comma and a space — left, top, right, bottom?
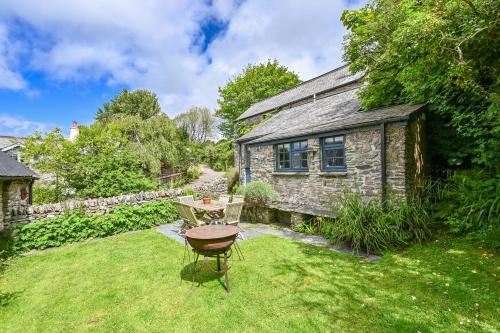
184, 225, 240, 292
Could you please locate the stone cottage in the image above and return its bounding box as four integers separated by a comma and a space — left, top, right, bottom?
0, 151, 38, 229
234, 65, 427, 221
0, 135, 25, 162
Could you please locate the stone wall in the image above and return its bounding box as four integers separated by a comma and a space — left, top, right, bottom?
237, 119, 425, 215
187, 177, 228, 197
4, 177, 228, 226
1, 179, 32, 229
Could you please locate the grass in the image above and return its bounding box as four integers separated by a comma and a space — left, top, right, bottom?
0, 230, 498, 332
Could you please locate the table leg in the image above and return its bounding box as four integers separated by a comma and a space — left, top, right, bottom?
217, 254, 221, 272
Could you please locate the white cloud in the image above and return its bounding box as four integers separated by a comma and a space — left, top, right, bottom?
0, 0, 364, 117
0, 24, 28, 90
0, 114, 51, 136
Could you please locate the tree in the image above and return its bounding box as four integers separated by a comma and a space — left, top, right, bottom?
341, 0, 499, 170
110, 114, 189, 177
58, 123, 156, 198
96, 89, 161, 122
216, 60, 301, 138
175, 106, 215, 142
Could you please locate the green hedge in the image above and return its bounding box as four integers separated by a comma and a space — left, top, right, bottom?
10, 200, 179, 252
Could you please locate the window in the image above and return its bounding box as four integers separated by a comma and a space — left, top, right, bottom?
276, 140, 308, 171
322, 135, 346, 171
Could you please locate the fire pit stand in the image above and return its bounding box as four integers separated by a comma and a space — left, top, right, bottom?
183, 225, 240, 292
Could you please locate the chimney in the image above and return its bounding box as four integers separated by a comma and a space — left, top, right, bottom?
69, 121, 79, 142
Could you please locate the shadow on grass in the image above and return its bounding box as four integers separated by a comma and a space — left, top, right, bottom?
270, 238, 497, 332
180, 259, 227, 289
0, 291, 20, 307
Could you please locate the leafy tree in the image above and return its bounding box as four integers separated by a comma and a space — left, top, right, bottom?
110, 114, 189, 177
175, 106, 215, 142
61, 123, 156, 198
206, 139, 235, 171
341, 0, 499, 170
216, 60, 301, 138
22, 129, 66, 176
96, 89, 161, 122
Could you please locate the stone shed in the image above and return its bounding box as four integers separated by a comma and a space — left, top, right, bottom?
234, 65, 427, 222
0, 151, 38, 229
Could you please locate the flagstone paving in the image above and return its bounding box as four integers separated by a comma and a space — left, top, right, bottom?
156, 221, 380, 260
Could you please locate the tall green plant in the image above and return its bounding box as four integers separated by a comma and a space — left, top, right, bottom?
433, 169, 499, 248
329, 190, 431, 254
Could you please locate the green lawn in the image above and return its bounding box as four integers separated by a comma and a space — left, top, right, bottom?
0, 230, 498, 333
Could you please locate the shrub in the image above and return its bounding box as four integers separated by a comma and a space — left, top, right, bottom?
32, 185, 67, 205
328, 190, 431, 254
235, 181, 277, 206
433, 169, 499, 250
11, 200, 179, 252
184, 165, 202, 182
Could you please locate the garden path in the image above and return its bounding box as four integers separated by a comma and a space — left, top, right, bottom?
188, 164, 224, 187
156, 221, 380, 260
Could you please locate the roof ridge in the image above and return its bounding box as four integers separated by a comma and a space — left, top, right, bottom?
249, 64, 350, 108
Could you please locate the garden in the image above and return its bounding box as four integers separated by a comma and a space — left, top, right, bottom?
1, 229, 498, 332
1, 0, 499, 332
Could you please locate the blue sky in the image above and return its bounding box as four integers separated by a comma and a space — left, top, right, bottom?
0, 0, 364, 137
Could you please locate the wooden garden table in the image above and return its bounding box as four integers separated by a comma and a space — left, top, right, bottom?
187, 200, 227, 218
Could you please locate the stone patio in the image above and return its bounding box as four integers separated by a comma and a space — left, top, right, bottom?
156, 221, 380, 260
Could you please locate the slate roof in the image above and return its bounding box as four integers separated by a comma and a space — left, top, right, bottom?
0, 151, 38, 178
0, 136, 25, 150
236, 64, 363, 121
236, 85, 425, 144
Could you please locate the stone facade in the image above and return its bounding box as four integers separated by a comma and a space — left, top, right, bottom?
0, 179, 33, 229
236, 115, 426, 216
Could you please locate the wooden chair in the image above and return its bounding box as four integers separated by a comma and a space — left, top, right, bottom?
218, 194, 230, 204
231, 195, 244, 203
174, 201, 209, 234
222, 202, 245, 260
178, 195, 195, 204
222, 202, 244, 226
178, 195, 206, 218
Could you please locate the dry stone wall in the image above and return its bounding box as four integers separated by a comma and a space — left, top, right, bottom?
4, 177, 228, 226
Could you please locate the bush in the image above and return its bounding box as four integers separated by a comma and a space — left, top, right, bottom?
235, 181, 277, 206
206, 139, 234, 171
433, 169, 499, 250
11, 200, 179, 252
184, 165, 202, 182
32, 185, 67, 205
434, 169, 499, 233
327, 191, 431, 254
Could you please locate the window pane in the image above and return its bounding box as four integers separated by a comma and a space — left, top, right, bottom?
324, 137, 334, 144
334, 157, 345, 167
334, 136, 344, 143
292, 152, 301, 169
300, 141, 308, 149
325, 149, 334, 167
301, 151, 308, 168
334, 148, 344, 158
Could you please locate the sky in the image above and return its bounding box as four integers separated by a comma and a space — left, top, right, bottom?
0, 0, 365, 137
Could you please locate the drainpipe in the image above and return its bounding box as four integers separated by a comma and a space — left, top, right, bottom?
238, 143, 242, 185
380, 122, 387, 208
